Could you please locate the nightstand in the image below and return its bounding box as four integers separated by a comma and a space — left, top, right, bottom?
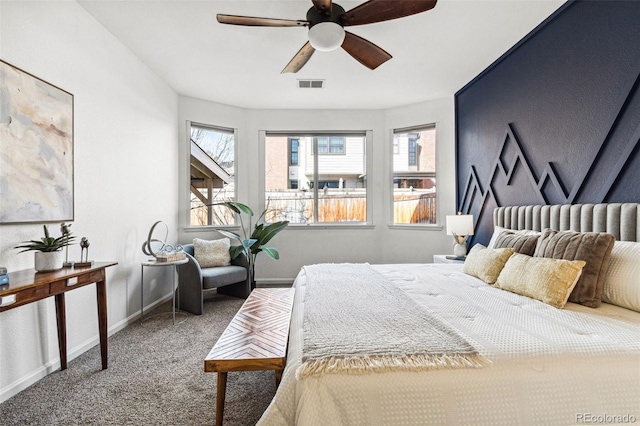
433, 255, 465, 264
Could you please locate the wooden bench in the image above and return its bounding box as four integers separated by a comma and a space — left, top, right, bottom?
205, 287, 295, 426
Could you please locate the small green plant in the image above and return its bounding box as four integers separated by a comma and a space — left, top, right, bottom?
15, 225, 77, 253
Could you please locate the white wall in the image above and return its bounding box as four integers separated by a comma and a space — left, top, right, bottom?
0, 1, 179, 402
178, 97, 457, 282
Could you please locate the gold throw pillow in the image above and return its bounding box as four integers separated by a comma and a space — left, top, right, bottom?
463, 244, 515, 284
495, 253, 586, 308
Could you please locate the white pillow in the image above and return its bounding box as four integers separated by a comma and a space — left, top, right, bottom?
193, 238, 231, 267
487, 226, 541, 249
602, 241, 640, 312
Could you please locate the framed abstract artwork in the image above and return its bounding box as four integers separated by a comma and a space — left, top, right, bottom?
0, 59, 74, 223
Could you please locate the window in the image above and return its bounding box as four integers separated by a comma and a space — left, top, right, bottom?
188, 122, 235, 226
290, 138, 299, 166
392, 125, 436, 224
316, 136, 345, 154
408, 137, 417, 166
265, 132, 367, 224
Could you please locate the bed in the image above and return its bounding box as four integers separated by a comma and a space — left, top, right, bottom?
258, 203, 640, 426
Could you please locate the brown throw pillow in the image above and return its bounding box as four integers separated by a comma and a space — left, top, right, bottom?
533, 229, 615, 308
493, 230, 540, 256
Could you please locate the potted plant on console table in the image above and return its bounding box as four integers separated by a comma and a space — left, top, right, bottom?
15, 225, 76, 272
215, 201, 289, 290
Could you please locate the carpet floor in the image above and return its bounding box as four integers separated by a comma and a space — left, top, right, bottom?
0, 293, 278, 425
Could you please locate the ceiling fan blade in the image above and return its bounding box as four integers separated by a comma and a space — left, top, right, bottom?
341, 0, 437, 26
312, 0, 333, 15
341, 31, 392, 70
282, 42, 316, 73
217, 14, 308, 27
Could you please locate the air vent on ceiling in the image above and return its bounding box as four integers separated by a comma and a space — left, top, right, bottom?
297, 79, 324, 89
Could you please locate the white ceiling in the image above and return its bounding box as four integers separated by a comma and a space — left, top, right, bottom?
78, 0, 565, 110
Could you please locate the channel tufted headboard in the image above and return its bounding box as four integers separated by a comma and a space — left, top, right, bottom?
493, 203, 640, 242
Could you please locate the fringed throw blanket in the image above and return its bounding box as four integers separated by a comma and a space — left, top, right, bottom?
297, 263, 488, 379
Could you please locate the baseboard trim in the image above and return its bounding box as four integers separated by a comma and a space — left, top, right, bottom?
0, 293, 174, 404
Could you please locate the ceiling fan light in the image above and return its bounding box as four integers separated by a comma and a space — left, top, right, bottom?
308, 22, 345, 52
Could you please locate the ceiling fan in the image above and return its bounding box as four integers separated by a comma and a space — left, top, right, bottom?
217, 0, 438, 73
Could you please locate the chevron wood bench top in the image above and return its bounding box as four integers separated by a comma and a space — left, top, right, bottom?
205, 287, 295, 426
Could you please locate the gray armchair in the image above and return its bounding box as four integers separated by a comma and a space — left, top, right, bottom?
177, 244, 251, 315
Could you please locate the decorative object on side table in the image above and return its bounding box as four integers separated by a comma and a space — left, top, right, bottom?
141, 220, 186, 262
0, 267, 8, 286
207, 201, 289, 290
445, 212, 475, 258
60, 223, 74, 267
14, 225, 77, 272
75, 237, 94, 267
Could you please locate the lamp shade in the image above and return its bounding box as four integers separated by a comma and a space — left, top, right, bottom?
308, 22, 345, 51
446, 214, 475, 236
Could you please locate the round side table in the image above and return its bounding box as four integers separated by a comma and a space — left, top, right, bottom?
140, 258, 189, 325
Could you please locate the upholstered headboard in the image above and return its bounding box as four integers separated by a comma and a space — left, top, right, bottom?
493, 203, 640, 242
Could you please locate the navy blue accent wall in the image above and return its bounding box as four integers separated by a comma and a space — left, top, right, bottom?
455, 0, 640, 246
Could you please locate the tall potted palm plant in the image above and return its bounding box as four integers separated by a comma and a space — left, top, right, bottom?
215, 201, 289, 290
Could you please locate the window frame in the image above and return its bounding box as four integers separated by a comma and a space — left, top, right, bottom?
260, 130, 373, 228
389, 124, 439, 228
185, 120, 238, 229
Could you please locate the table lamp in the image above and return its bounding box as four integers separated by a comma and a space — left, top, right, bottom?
446, 213, 475, 257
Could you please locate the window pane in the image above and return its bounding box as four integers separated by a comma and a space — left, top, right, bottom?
266, 136, 314, 224
329, 136, 345, 153
265, 133, 367, 224
317, 135, 365, 222
189, 124, 235, 226
290, 138, 299, 165
317, 137, 328, 154
392, 126, 436, 224
408, 139, 417, 165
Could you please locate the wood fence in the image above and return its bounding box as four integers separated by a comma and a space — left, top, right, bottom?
265, 190, 436, 224
393, 193, 437, 224
191, 190, 437, 225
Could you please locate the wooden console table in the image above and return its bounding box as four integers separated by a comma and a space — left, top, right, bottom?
0, 262, 118, 370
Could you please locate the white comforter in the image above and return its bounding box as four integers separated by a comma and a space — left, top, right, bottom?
258, 263, 640, 426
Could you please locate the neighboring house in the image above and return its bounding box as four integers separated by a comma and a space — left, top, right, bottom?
266, 136, 366, 190
267, 131, 437, 194
300, 136, 366, 190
